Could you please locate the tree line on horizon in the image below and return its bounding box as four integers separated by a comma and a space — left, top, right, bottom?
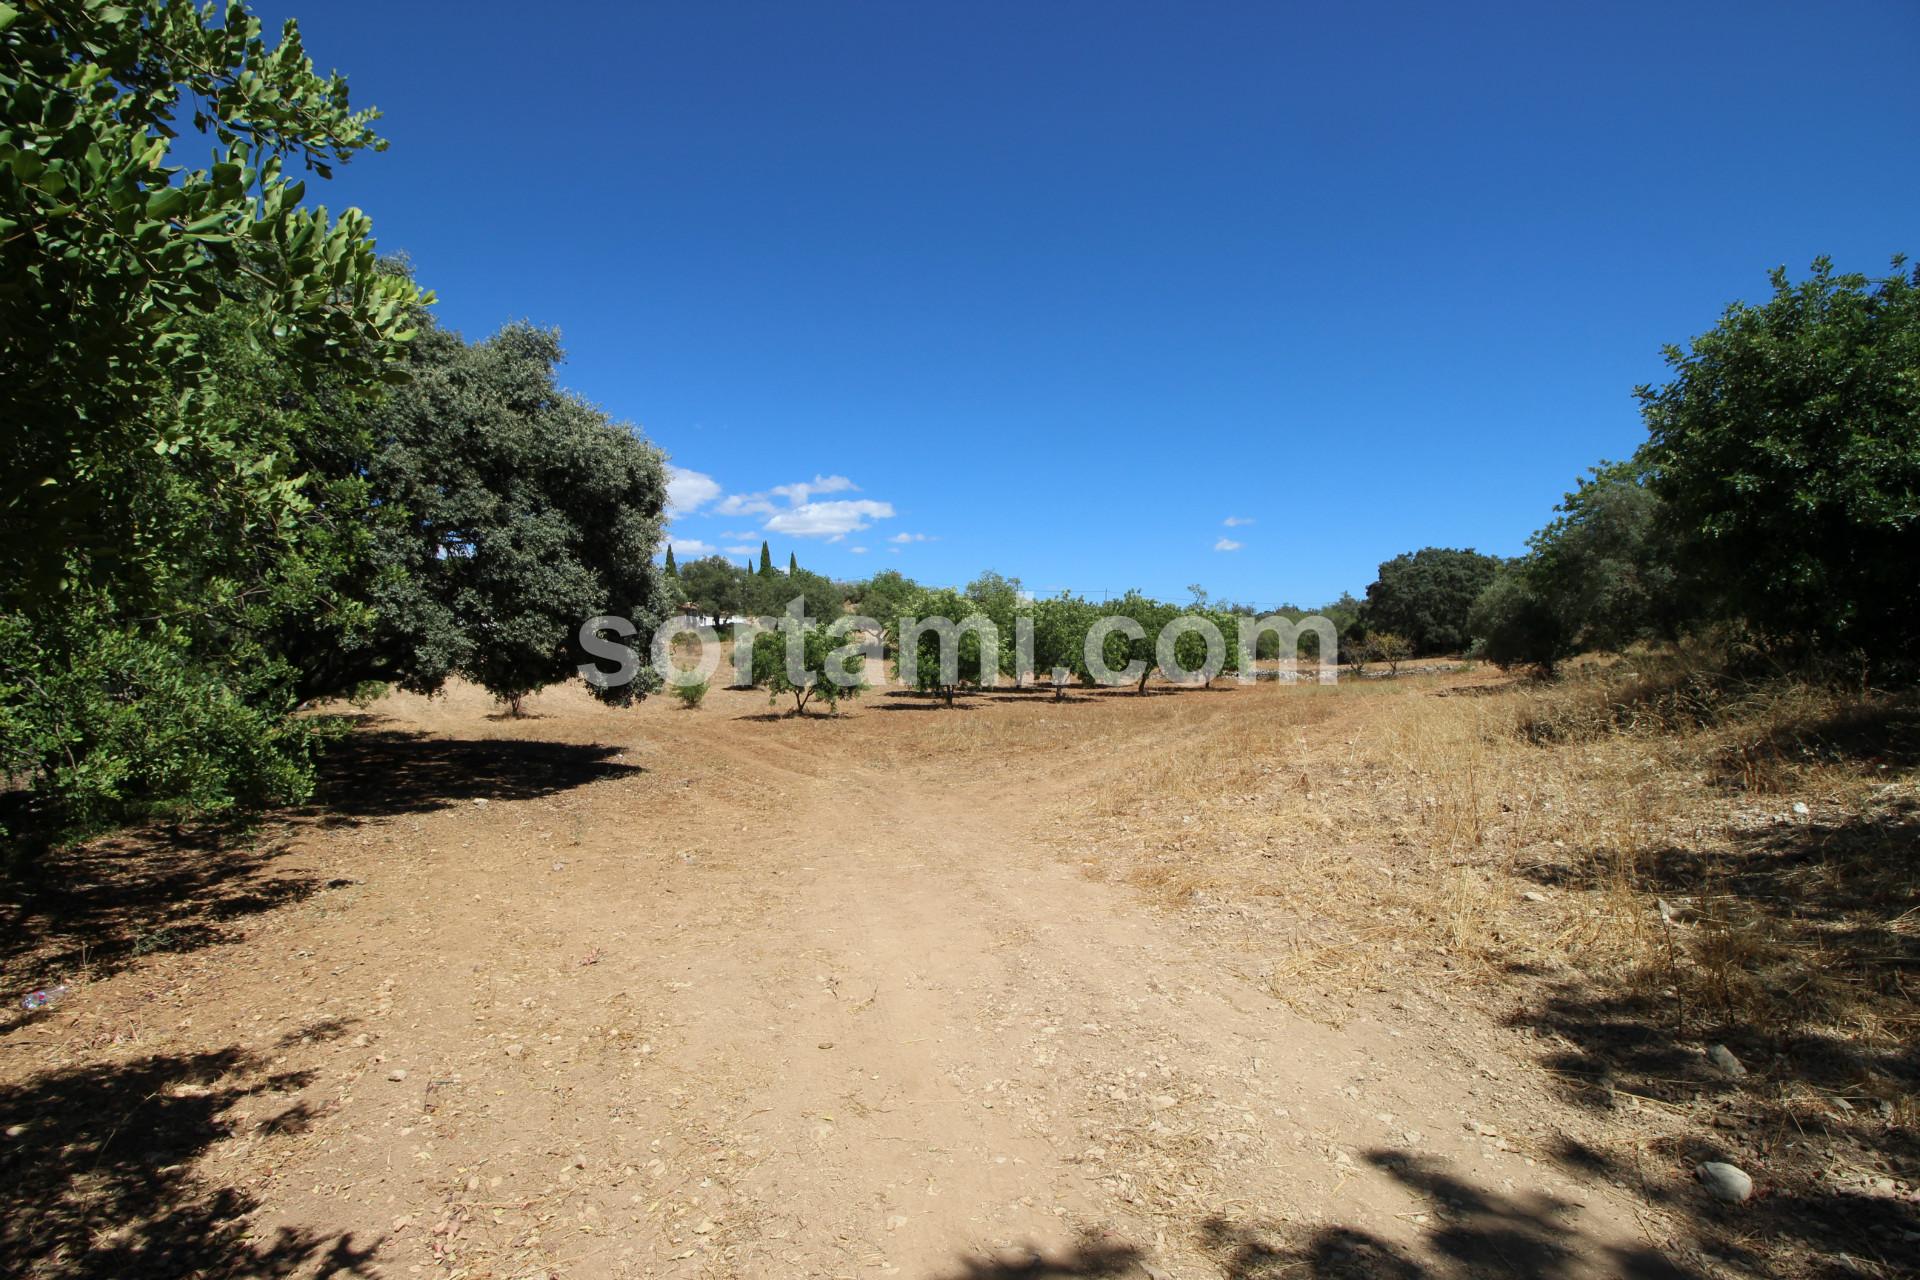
4, 4, 1914, 841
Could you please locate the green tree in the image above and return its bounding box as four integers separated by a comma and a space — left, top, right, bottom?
788, 551, 798, 575
1028, 593, 1098, 697
1097, 590, 1177, 694
0, 1, 424, 836
1313, 593, 1366, 664
2, 0, 424, 604
750, 624, 865, 715
358, 320, 669, 714
1468, 566, 1568, 675
848, 570, 919, 654
758, 541, 774, 575
680, 556, 746, 626
1204, 609, 1248, 685
1640, 257, 1920, 664
965, 570, 1023, 678
746, 564, 842, 624
890, 586, 994, 704
1529, 460, 1678, 652
664, 545, 679, 578
1362, 548, 1500, 655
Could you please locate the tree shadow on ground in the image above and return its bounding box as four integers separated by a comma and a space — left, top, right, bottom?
927, 1239, 1142, 1278
1507, 796, 1920, 1272
929, 1151, 1707, 1279
2, 728, 644, 1001
1192, 1151, 1699, 1277
305, 728, 644, 820
0, 1023, 380, 1279
0, 827, 330, 1003
731, 708, 853, 721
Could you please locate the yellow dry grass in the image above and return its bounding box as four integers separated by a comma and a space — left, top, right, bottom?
880, 657, 1917, 1096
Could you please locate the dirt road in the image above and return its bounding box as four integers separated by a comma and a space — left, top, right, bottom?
3, 678, 1693, 1278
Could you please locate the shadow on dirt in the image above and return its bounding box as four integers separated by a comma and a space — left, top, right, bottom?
0, 1024, 380, 1279
1507, 796, 1920, 1271
930, 1150, 1705, 1277
308, 728, 643, 819
1190, 1150, 1700, 1276
928, 1240, 1142, 1278
1, 726, 643, 1000
0, 827, 328, 1003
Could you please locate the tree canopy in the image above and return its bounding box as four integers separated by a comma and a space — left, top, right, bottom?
1640, 257, 1919, 663
1362, 548, 1499, 656
0, 3, 669, 839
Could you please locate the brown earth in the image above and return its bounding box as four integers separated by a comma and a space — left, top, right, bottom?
0, 672, 1855, 1278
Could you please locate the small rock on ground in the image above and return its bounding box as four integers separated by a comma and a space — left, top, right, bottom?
1697, 1161, 1754, 1203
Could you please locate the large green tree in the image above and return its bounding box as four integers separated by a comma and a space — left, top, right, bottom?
1, 0, 424, 604
749, 623, 865, 716
679, 555, 746, 626
0, 1, 423, 836
1093, 590, 1177, 693
356, 319, 670, 712
1640, 257, 1920, 663
1362, 548, 1500, 655
848, 570, 920, 647
745, 563, 841, 624
964, 570, 1023, 679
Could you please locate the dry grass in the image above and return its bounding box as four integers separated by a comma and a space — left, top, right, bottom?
875, 656, 1918, 1272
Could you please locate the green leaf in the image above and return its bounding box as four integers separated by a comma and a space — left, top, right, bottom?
145, 186, 187, 219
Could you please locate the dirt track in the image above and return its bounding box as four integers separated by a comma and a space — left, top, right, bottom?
2, 676, 1696, 1278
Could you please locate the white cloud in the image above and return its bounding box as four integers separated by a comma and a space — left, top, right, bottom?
669, 538, 717, 557
722, 544, 756, 556
1223, 516, 1254, 527
719, 530, 757, 540
765, 499, 895, 539
1214, 538, 1244, 552
849, 546, 869, 555
715, 493, 777, 518
888, 531, 933, 544
666, 467, 722, 516
716, 474, 859, 518
771, 474, 856, 505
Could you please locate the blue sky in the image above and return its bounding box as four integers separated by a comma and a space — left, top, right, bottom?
257, 0, 1917, 607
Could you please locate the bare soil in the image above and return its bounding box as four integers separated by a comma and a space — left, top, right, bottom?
2, 671, 1905, 1278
